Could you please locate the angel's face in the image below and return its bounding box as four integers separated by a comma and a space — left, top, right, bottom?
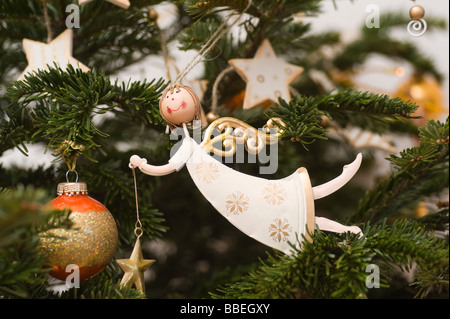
160, 87, 198, 126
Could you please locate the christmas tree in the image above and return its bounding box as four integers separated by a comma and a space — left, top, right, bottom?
0, 0, 448, 301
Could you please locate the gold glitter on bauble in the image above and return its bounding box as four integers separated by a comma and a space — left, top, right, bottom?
38, 182, 118, 281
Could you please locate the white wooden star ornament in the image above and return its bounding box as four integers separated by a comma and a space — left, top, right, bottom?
116, 238, 155, 294
78, 0, 130, 9
18, 29, 89, 81
228, 39, 304, 109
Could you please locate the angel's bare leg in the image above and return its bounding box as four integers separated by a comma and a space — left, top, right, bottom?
315, 217, 362, 236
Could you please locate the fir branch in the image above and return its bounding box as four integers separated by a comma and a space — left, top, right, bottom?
316, 89, 420, 135
210, 219, 448, 299
0, 108, 32, 157
267, 97, 328, 149
0, 0, 166, 77
411, 265, 449, 299
55, 276, 146, 299
183, 0, 321, 20
3, 65, 167, 167
353, 118, 449, 223
183, 0, 258, 19
0, 185, 68, 248
417, 209, 449, 232
268, 90, 419, 146
315, 89, 418, 117
0, 185, 69, 298
364, 219, 448, 271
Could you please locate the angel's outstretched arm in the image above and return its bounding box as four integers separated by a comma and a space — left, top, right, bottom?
312, 153, 362, 200
129, 155, 176, 176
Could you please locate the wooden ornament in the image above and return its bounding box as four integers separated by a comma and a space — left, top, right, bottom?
18, 29, 89, 81
159, 85, 202, 128
228, 39, 304, 109
409, 5, 425, 20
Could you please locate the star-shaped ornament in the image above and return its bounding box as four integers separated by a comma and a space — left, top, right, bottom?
228, 39, 304, 109
116, 238, 155, 294
78, 0, 130, 9
18, 29, 89, 81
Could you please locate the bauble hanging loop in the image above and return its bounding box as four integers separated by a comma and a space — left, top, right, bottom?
65, 169, 79, 183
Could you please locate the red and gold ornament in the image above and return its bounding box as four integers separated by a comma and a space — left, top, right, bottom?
38, 181, 118, 281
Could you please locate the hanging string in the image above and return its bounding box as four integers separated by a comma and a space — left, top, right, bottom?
41, 0, 53, 43
210, 65, 235, 114
132, 167, 143, 238
173, 0, 252, 85
160, 30, 172, 82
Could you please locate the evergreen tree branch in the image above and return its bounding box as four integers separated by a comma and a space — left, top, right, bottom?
352, 118, 449, 223
268, 90, 419, 146
411, 265, 449, 299
183, 0, 321, 20
3, 65, 167, 169
315, 89, 418, 117
267, 97, 328, 149
417, 208, 449, 232
210, 219, 448, 299
0, 185, 70, 298
54, 275, 146, 299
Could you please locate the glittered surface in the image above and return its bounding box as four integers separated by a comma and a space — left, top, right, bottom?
116, 238, 155, 293
38, 194, 118, 281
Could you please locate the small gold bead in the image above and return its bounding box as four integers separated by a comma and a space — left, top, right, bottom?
206, 112, 219, 123
409, 5, 425, 20
147, 9, 159, 20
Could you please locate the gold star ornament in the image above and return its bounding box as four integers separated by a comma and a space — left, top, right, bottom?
229, 39, 304, 109
18, 29, 89, 81
78, 0, 130, 9
116, 238, 155, 294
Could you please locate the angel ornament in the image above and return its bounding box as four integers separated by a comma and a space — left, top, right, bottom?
130, 86, 363, 255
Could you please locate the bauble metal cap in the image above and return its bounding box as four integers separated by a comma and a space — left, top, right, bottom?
57, 182, 88, 196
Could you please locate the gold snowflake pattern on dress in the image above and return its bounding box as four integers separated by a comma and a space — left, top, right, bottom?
196, 162, 220, 183
225, 191, 250, 215
201, 117, 285, 157
269, 218, 292, 242
263, 182, 287, 205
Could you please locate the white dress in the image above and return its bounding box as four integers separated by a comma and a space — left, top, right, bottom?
169, 136, 315, 255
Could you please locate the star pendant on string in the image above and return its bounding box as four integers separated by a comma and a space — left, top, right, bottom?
228, 39, 304, 109
18, 29, 89, 81
116, 238, 155, 294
